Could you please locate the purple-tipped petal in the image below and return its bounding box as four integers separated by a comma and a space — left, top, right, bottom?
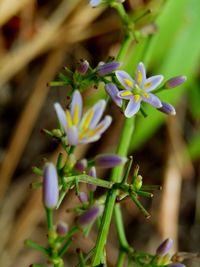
70, 90, 82, 125
165, 75, 187, 88
105, 83, 122, 107
43, 163, 59, 209
158, 102, 176, 115
167, 264, 186, 267
89, 0, 102, 7
115, 70, 135, 90
78, 192, 88, 203
156, 238, 173, 257
136, 62, 146, 87
88, 166, 97, 191
78, 205, 103, 226
124, 98, 141, 117
75, 159, 87, 172
95, 154, 127, 168
56, 221, 69, 236
54, 103, 67, 133
97, 62, 121, 76
142, 93, 162, 108
118, 89, 133, 100
77, 60, 89, 75
67, 126, 78, 145
89, 100, 106, 128
144, 75, 164, 92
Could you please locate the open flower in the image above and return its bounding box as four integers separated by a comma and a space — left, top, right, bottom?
54, 90, 112, 145
115, 62, 163, 117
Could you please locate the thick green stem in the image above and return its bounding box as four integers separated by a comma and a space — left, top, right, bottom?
92, 117, 134, 265
116, 250, 126, 267
46, 208, 54, 231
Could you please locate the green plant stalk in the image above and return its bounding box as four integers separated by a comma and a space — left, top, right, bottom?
46, 208, 54, 231
116, 250, 126, 267
92, 117, 134, 265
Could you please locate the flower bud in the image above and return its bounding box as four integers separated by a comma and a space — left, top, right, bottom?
158, 102, 176, 115
156, 238, 173, 257
88, 166, 97, 191
105, 83, 122, 107
56, 221, 68, 236
165, 76, 187, 89
167, 263, 186, 267
76, 59, 89, 75
75, 159, 87, 172
133, 175, 143, 191
78, 205, 103, 226
95, 154, 127, 168
43, 163, 59, 209
97, 61, 121, 76
78, 192, 88, 203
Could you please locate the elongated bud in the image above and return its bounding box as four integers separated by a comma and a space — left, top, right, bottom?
105, 83, 122, 107
78, 205, 103, 226
165, 76, 187, 89
56, 221, 68, 236
133, 175, 143, 191
78, 192, 88, 203
75, 159, 87, 172
97, 61, 121, 76
88, 166, 97, 191
65, 154, 76, 171
95, 154, 127, 168
77, 59, 89, 75
43, 163, 59, 209
167, 263, 186, 267
158, 102, 176, 115
156, 238, 173, 257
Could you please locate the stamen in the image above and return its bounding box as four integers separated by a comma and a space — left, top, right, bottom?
143, 93, 149, 98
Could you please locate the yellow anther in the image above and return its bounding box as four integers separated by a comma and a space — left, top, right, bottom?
123, 78, 133, 87
137, 70, 143, 83
120, 91, 132, 97
73, 104, 79, 125
82, 110, 94, 131
134, 94, 141, 102
144, 82, 152, 89
143, 93, 149, 98
66, 110, 73, 128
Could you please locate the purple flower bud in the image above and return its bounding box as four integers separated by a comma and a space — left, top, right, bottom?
167, 263, 186, 267
97, 61, 121, 76
156, 238, 173, 257
43, 163, 59, 209
87, 166, 97, 191
78, 192, 88, 203
78, 205, 103, 226
77, 60, 89, 75
158, 102, 176, 115
75, 159, 87, 172
95, 154, 127, 168
165, 76, 187, 89
56, 221, 68, 236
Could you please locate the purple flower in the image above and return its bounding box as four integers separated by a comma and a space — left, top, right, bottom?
115, 62, 163, 117
75, 159, 87, 172
78, 205, 103, 226
43, 163, 59, 209
158, 102, 176, 115
78, 192, 88, 203
87, 166, 97, 191
165, 75, 187, 89
54, 90, 112, 145
89, 0, 102, 7
77, 59, 89, 75
95, 154, 127, 168
156, 238, 173, 257
97, 61, 121, 76
56, 221, 68, 236
105, 83, 122, 107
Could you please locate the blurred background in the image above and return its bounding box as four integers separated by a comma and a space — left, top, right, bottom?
0, 0, 200, 266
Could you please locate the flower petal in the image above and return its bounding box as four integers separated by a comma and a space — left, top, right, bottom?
97, 62, 121, 76
115, 70, 135, 90
144, 75, 164, 91
70, 90, 82, 125
89, 0, 102, 7
66, 125, 78, 145
136, 62, 146, 87
89, 100, 106, 128
142, 93, 162, 108
118, 89, 133, 100
124, 98, 141, 117
54, 103, 67, 133
105, 83, 122, 107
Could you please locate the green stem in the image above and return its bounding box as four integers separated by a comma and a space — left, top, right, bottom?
92, 117, 134, 265
24, 239, 49, 255
116, 250, 126, 267
46, 208, 54, 231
